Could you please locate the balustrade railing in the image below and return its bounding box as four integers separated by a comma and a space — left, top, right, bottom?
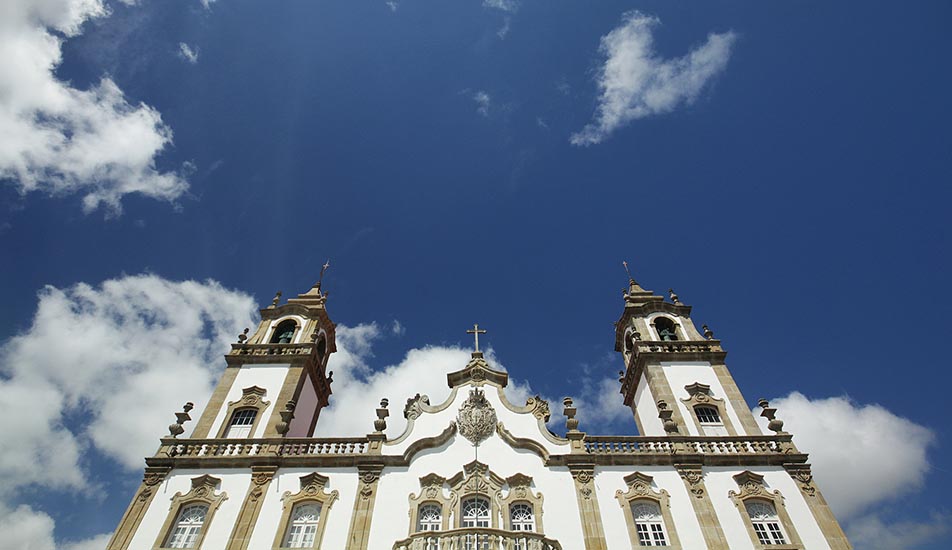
157, 437, 369, 458
393, 529, 561, 550
632, 340, 724, 355
583, 435, 790, 455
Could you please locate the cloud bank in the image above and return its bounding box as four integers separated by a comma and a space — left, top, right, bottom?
0, 0, 188, 213
571, 11, 736, 146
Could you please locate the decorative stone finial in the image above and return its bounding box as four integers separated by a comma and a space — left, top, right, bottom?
668, 288, 680, 304
563, 397, 580, 432
618, 370, 625, 383
702, 324, 714, 340
758, 398, 785, 433
657, 400, 679, 434
327, 371, 334, 384
275, 400, 297, 436
168, 402, 194, 438
270, 291, 282, 308
374, 398, 390, 433
237, 327, 249, 344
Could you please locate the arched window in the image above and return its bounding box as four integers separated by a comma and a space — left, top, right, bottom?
417, 503, 442, 532
223, 408, 257, 438
510, 503, 535, 531
745, 501, 787, 545
653, 317, 678, 341
271, 319, 298, 344
164, 503, 208, 548
461, 497, 490, 527
695, 405, 728, 436
282, 502, 322, 548
316, 337, 327, 364
630, 501, 668, 547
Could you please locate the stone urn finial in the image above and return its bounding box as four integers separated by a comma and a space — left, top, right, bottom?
668, 288, 680, 304
702, 325, 714, 340
759, 398, 785, 433
657, 400, 679, 434
563, 397, 579, 432
168, 402, 194, 438
237, 327, 249, 344
270, 291, 282, 308
374, 399, 390, 433
275, 400, 297, 436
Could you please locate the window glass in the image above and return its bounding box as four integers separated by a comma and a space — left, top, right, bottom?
510, 502, 534, 531
461, 497, 490, 528
695, 406, 728, 436
283, 502, 321, 548
745, 501, 787, 545
631, 501, 668, 547
224, 408, 257, 438
417, 503, 442, 532
165, 504, 208, 549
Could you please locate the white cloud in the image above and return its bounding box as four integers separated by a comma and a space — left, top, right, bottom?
473, 91, 491, 117
386, 1, 399, 12
846, 511, 951, 550
178, 42, 199, 64
391, 320, 405, 335
756, 392, 935, 520
0, 274, 257, 497
571, 11, 736, 146
483, 0, 518, 13
0, 0, 189, 213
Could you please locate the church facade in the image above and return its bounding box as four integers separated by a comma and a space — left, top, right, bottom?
107, 276, 851, 550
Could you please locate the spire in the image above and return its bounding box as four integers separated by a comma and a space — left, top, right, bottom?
287, 260, 331, 307
621, 260, 663, 306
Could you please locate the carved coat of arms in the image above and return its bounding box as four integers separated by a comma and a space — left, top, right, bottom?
457, 389, 497, 445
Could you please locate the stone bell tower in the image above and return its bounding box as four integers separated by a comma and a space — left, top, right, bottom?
189, 279, 337, 440
614, 273, 762, 438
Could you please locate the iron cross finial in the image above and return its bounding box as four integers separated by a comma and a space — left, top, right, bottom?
466, 323, 487, 353
622, 260, 634, 282
318, 260, 331, 286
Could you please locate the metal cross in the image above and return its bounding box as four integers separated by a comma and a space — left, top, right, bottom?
466, 323, 487, 352
318, 260, 331, 285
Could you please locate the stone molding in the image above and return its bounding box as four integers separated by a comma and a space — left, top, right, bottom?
681, 382, 738, 436
407, 474, 457, 532
568, 466, 608, 550
216, 386, 271, 438
498, 474, 545, 532
782, 464, 852, 550
447, 461, 506, 529
496, 422, 550, 461
107, 467, 171, 550
675, 464, 730, 550
615, 472, 682, 550
271, 472, 339, 550
152, 475, 228, 550
728, 471, 803, 550
344, 464, 384, 550
226, 466, 276, 550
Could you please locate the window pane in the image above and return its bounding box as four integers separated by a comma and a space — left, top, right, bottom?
631, 501, 667, 546
418, 503, 442, 532
166, 504, 207, 549
510, 503, 534, 531
283, 503, 321, 548
461, 497, 490, 528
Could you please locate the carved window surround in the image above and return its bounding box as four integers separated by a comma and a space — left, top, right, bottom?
681, 382, 736, 436
153, 474, 228, 550
217, 386, 270, 438
615, 472, 681, 549
498, 474, 545, 532
408, 474, 458, 532
447, 461, 506, 529
728, 471, 803, 550
272, 472, 339, 550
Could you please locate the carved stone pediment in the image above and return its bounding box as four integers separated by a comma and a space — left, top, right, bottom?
446, 356, 509, 388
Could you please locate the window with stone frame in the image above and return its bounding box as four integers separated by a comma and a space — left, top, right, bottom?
417, 503, 442, 532
510, 502, 535, 531
282, 502, 322, 548
461, 496, 491, 527
694, 405, 728, 436
223, 408, 257, 438
745, 500, 787, 546
164, 503, 207, 548
630, 500, 668, 547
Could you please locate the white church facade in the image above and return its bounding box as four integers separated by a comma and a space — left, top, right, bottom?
107, 275, 851, 550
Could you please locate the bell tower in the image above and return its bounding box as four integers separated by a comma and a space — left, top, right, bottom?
614, 273, 762, 437
190, 280, 337, 440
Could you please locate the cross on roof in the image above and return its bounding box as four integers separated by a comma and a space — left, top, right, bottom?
466, 323, 487, 353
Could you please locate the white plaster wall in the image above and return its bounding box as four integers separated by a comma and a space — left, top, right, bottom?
371, 433, 585, 550
247, 467, 360, 550
209, 364, 290, 438
704, 466, 832, 550
128, 468, 251, 550
661, 362, 745, 437
594, 466, 706, 550
633, 372, 663, 436
288, 371, 319, 437
382, 382, 570, 458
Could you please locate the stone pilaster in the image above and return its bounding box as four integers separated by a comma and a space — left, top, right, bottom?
345, 463, 384, 550
644, 364, 688, 430
263, 364, 305, 437
675, 463, 730, 550
712, 364, 761, 435
225, 466, 277, 550
569, 465, 608, 550
192, 366, 240, 438
106, 467, 170, 550
784, 464, 852, 550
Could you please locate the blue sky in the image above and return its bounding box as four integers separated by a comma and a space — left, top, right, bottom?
1, 1, 950, 548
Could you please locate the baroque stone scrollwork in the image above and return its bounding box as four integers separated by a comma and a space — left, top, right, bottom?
403, 393, 430, 420
407, 474, 457, 532
216, 386, 271, 438
457, 388, 497, 446
498, 474, 546, 532
675, 464, 706, 499
681, 382, 737, 436
525, 395, 551, 422
446, 461, 506, 529
272, 472, 339, 550
615, 472, 682, 550
728, 471, 803, 549
152, 475, 228, 550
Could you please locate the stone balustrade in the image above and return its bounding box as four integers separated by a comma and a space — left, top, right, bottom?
156, 437, 369, 458
228, 342, 315, 357
583, 434, 793, 455
632, 340, 724, 355
392, 528, 562, 550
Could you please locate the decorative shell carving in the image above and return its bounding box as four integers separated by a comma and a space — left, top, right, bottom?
457, 389, 497, 446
